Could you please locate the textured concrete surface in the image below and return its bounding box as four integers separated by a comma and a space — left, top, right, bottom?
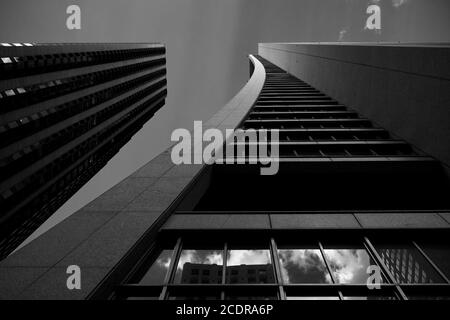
270, 214, 361, 229
355, 213, 449, 228
18, 267, 110, 300
163, 213, 450, 230
163, 214, 270, 229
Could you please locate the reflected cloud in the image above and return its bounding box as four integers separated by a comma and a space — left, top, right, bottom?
338, 29, 347, 41
278, 249, 331, 284
157, 254, 172, 269
392, 0, 409, 8
324, 249, 373, 284
138, 249, 172, 285
227, 250, 271, 266
177, 250, 223, 270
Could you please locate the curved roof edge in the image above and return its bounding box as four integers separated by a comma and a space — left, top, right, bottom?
204, 54, 265, 131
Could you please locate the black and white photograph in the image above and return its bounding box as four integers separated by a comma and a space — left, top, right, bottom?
0, 0, 449, 317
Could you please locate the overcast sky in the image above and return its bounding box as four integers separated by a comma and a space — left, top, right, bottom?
0, 0, 449, 249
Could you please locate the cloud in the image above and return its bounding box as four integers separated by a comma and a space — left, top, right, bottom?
176, 249, 224, 270
324, 249, 370, 283
392, 0, 409, 7
338, 28, 347, 41
227, 250, 271, 266
278, 249, 332, 284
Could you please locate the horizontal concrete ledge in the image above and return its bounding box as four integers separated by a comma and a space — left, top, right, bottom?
163, 214, 271, 230
263, 42, 450, 47
355, 213, 450, 229
163, 213, 450, 231
176, 210, 450, 214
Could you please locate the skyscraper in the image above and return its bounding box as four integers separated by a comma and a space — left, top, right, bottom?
0, 43, 167, 259
107, 53, 450, 301
0, 43, 448, 301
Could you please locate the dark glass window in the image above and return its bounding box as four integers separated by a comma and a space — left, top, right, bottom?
417, 242, 450, 280
134, 249, 172, 285
375, 243, 445, 284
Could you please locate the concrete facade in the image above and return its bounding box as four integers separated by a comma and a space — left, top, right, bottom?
258, 43, 450, 171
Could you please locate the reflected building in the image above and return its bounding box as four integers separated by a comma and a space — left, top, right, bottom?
181, 263, 222, 284
180, 263, 274, 284
377, 247, 439, 284
1, 43, 450, 300
226, 264, 275, 284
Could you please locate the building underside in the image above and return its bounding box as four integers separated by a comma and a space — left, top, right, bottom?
0, 43, 449, 300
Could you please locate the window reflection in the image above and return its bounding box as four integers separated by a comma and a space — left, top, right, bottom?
126, 296, 159, 300
278, 248, 332, 283
169, 294, 221, 300
174, 249, 223, 284
287, 296, 339, 300
323, 245, 383, 284
226, 294, 278, 300
407, 296, 450, 300
127, 236, 450, 301
375, 243, 444, 284
343, 296, 396, 300
226, 249, 275, 283
137, 249, 172, 285
417, 242, 450, 280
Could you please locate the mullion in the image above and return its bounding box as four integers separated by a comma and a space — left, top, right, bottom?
159, 237, 182, 300
318, 241, 344, 300
362, 240, 390, 282
270, 238, 286, 300
221, 242, 228, 300
363, 236, 408, 300
362, 239, 403, 299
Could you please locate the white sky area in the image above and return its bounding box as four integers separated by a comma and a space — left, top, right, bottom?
0, 0, 449, 252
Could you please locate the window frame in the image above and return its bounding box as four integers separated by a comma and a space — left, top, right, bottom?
115, 232, 450, 301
